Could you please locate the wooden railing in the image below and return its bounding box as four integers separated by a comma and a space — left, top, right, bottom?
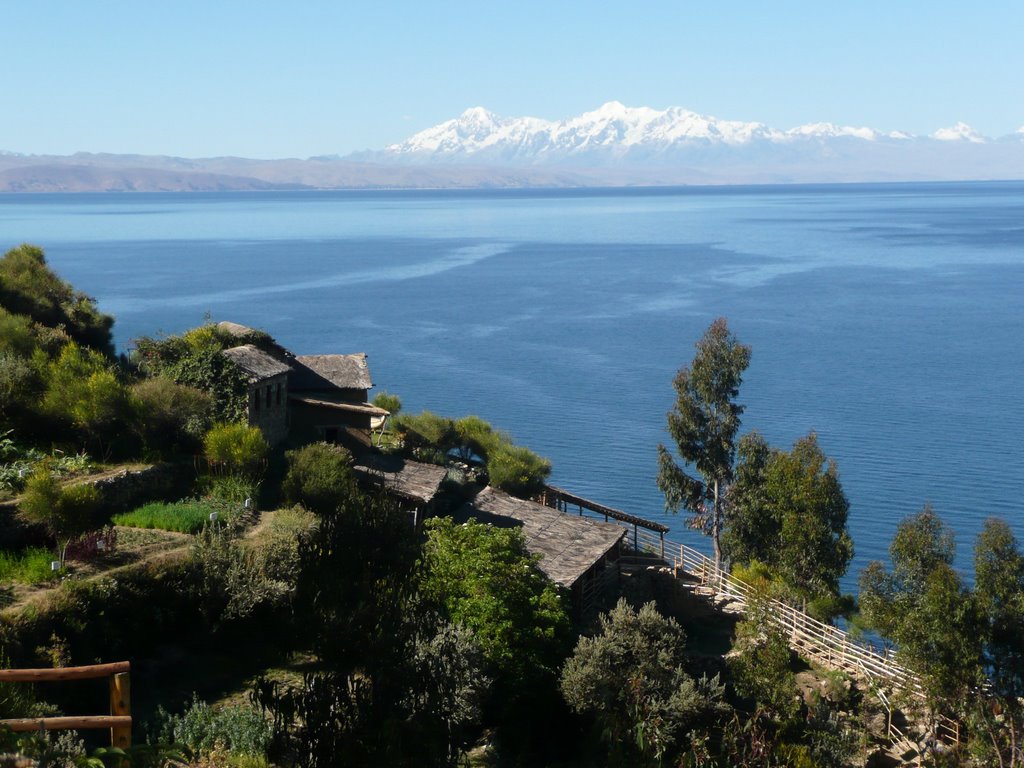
0, 661, 132, 747
625, 526, 963, 749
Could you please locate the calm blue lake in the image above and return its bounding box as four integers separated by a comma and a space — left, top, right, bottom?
2, 183, 1022, 588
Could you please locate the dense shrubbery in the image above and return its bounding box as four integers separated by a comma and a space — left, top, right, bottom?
204, 422, 269, 477
421, 517, 570, 695
0, 546, 58, 585
0, 244, 114, 355
395, 410, 551, 497
281, 442, 356, 515
19, 465, 102, 567
134, 323, 278, 424
155, 695, 272, 762
130, 375, 213, 456
561, 599, 728, 765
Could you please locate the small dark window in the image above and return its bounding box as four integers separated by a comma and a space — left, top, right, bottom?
253, 389, 260, 413
325, 427, 339, 443
276, 383, 282, 405
266, 385, 272, 408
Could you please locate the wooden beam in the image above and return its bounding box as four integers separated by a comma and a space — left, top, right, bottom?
0, 716, 132, 732
0, 661, 130, 682
110, 672, 132, 747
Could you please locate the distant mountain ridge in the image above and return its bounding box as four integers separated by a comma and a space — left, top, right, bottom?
2, 103, 1023, 191
371, 102, 1024, 171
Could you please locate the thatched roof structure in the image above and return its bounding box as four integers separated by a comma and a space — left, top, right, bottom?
353, 454, 448, 504
217, 321, 260, 337
221, 345, 291, 382
458, 487, 626, 588
291, 354, 372, 392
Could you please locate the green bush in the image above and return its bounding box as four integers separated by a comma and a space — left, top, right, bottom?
19, 467, 101, 566
281, 442, 356, 515
371, 391, 401, 416
0, 547, 58, 585
38, 342, 130, 454
160, 695, 272, 758
486, 443, 551, 497
130, 376, 213, 455
191, 527, 292, 626
0, 244, 114, 355
133, 323, 277, 424
245, 507, 317, 583
204, 423, 269, 477
113, 500, 230, 534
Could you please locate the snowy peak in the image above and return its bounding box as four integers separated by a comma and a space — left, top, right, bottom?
378, 104, 1019, 170
933, 122, 987, 143
785, 122, 880, 141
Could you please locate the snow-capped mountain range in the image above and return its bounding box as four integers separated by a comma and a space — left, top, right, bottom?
367, 102, 1024, 179
3, 103, 1023, 191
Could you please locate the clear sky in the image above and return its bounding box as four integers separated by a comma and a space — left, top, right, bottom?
3, 1, 1022, 158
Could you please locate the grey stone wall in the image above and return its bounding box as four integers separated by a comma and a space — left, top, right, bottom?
247, 372, 289, 446
0, 463, 193, 548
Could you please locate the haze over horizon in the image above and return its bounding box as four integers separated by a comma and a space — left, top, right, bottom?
3, 1, 1022, 159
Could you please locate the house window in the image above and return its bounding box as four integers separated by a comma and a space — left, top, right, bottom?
253, 389, 260, 413
266, 385, 272, 408
276, 383, 282, 405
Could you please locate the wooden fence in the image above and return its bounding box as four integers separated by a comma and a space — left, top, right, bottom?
0, 661, 132, 747
628, 525, 961, 748
538, 484, 961, 753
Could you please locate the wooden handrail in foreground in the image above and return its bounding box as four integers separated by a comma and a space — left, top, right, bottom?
0, 661, 132, 747
0, 661, 130, 682
1, 716, 132, 732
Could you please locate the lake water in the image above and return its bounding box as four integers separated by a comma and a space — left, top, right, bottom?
2, 183, 1022, 588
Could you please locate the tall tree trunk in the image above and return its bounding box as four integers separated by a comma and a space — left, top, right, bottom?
712, 479, 722, 572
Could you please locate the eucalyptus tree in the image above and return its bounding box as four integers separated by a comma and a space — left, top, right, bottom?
859, 507, 981, 709
657, 317, 751, 569
970, 518, 1024, 767
724, 432, 853, 615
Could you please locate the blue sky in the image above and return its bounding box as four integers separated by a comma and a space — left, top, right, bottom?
3, 1, 1022, 158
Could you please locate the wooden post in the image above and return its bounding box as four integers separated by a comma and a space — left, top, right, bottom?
109, 672, 131, 748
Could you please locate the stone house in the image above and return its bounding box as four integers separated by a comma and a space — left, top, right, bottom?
220, 344, 292, 446
216, 323, 386, 448
288, 353, 389, 447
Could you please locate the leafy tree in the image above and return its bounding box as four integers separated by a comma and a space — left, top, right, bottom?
129, 376, 212, 455
0, 352, 38, 430
396, 410, 551, 497
282, 442, 357, 516
420, 517, 571, 705
729, 599, 800, 723
974, 518, 1024, 698
254, 487, 487, 767
968, 518, 1024, 767
486, 442, 552, 497
0, 308, 37, 357
0, 244, 114, 355
372, 390, 402, 416
560, 599, 727, 765
859, 507, 981, 709
203, 422, 269, 478
19, 466, 101, 567
657, 317, 751, 568
721, 432, 774, 566
38, 342, 130, 454
725, 432, 853, 614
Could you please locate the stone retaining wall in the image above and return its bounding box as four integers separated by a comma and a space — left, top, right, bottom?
0, 463, 193, 548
